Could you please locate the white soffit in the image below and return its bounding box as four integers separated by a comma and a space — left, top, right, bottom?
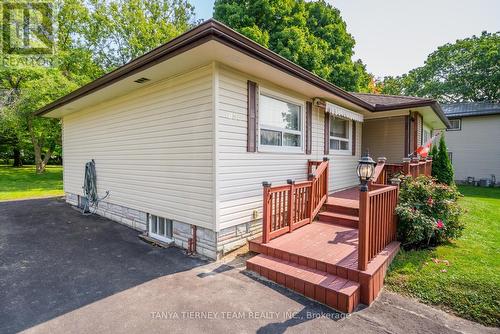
325, 101, 364, 122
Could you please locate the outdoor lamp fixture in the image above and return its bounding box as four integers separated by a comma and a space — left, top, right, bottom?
357, 152, 376, 192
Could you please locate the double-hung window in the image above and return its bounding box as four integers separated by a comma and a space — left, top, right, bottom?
259, 92, 303, 152
329, 116, 351, 153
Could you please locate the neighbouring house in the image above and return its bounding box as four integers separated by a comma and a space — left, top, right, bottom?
35, 20, 449, 312
442, 102, 500, 185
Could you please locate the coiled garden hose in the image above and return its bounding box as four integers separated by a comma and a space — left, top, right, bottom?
82, 159, 109, 215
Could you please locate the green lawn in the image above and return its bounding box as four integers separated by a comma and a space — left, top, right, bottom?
386, 185, 500, 326
0, 165, 63, 201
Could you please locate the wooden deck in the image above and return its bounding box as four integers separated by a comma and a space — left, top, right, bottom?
248, 220, 399, 312
247, 186, 400, 313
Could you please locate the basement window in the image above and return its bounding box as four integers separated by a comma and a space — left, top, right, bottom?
149, 215, 173, 243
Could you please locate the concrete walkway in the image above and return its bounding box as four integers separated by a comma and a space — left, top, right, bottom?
1, 198, 497, 334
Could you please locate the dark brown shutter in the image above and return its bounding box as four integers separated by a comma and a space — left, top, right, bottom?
247, 80, 257, 152
324, 112, 330, 155
305, 101, 312, 154
351, 121, 356, 156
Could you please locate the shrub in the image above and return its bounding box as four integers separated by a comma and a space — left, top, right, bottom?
433, 134, 454, 185
396, 175, 464, 248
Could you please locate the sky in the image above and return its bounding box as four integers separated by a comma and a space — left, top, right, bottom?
192, 0, 500, 78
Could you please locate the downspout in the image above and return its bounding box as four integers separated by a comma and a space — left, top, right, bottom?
188, 225, 197, 255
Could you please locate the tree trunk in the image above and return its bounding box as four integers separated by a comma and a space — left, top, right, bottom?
12, 147, 22, 167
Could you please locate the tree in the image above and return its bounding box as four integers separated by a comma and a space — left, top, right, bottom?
74, 0, 197, 71
432, 134, 454, 185
430, 142, 439, 178
377, 32, 500, 102
213, 0, 371, 92
3, 70, 79, 173
0, 0, 197, 172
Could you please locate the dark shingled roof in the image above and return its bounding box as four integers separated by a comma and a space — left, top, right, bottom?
351, 92, 434, 108
442, 102, 500, 118
350, 92, 450, 127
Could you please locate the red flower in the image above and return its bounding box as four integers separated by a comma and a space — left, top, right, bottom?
436, 219, 444, 229
427, 197, 434, 206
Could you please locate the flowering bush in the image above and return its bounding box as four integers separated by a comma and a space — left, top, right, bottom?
396, 175, 464, 248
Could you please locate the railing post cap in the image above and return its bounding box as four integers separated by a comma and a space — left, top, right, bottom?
323, 157, 330, 161
402, 157, 411, 163
286, 179, 295, 184
377, 157, 387, 163
262, 181, 272, 187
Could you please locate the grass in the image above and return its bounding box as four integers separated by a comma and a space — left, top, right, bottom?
0, 165, 63, 201
386, 185, 500, 327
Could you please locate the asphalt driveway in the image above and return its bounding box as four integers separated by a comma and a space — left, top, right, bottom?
0, 198, 496, 334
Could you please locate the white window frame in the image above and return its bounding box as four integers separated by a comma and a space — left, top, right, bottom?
258, 87, 305, 153
329, 115, 352, 155
148, 214, 173, 243
447, 118, 461, 131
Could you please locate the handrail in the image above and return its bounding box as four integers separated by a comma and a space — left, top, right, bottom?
371, 158, 387, 185
358, 184, 399, 270
262, 158, 329, 243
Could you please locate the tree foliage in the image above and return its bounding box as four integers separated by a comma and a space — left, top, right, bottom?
377, 32, 500, 102
213, 0, 371, 92
0, 0, 197, 172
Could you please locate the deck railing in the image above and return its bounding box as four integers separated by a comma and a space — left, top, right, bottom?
358, 184, 399, 271
403, 157, 432, 179
262, 158, 329, 243
374, 156, 433, 185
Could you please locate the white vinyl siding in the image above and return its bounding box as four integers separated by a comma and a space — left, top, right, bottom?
62, 65, 215, 229
444, 115, 500, 181
215, 65, 361, 230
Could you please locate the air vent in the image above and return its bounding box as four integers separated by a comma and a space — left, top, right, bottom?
134, 77, 150, 84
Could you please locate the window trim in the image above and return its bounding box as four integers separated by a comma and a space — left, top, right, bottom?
148, 214, 173, 243
258, 88, 306, 153
329, 115, 352, 155
446, 118, 461, 131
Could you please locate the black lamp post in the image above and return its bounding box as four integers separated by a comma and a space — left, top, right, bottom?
357, 152, 376, 192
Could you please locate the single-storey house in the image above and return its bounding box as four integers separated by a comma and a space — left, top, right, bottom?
36, 20, 449, 312
442, 102, 500, 185
35, 18, 449, 258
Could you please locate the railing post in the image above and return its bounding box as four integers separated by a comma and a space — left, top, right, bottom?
358, 188, 370, 271
426, 157, 433, 177
412, 156, 420, 177
262, 181, 272, 244
287, 179, 295, 233
309, 173, 316, 224
402, 157, 411, 175
323, 157, 329, 196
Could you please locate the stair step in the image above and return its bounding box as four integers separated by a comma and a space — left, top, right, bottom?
247, 254, 360, 313
318, 212, 359, 228
324, 203, 359, 216
326, 197, 359, 209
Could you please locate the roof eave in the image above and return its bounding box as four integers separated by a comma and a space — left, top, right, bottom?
373, 101, 450, 128
35, 19, 374, 117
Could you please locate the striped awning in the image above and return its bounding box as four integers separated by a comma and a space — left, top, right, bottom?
325, 102, 364, 122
